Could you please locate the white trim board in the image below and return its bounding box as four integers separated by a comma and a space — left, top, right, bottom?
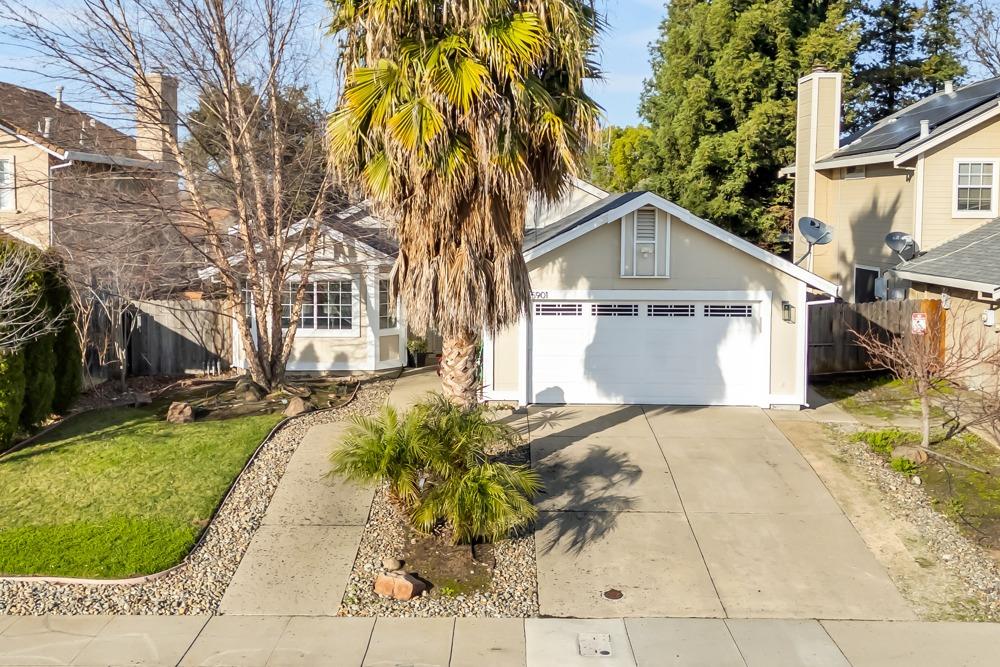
522, 191, 840, 297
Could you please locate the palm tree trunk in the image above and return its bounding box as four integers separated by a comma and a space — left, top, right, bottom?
440, 328, 480, 409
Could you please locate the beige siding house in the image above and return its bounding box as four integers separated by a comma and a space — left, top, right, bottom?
792, 70, 1000, 307
483, 192, 838, 408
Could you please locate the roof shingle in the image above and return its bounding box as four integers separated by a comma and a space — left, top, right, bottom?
895, 219, 1000, 290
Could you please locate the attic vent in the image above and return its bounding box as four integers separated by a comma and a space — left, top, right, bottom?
705, 304, 753, 318
648, 304, 695, 317
535, 302, 582, 316
635, 208, 657, 242
592, 303, 639, 317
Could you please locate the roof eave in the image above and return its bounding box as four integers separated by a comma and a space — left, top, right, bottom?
893, 269, 1000, 299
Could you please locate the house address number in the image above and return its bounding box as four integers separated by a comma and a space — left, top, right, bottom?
530, 291, 549, 300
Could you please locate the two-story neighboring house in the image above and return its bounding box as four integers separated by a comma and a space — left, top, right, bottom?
0, 75, 178, 251
791, 68, 1000, 305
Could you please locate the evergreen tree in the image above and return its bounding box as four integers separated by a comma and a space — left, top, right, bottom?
852, 0, 923, 127
919, 0, 966, 93
586, 126, 657, 192
640, 0, 857, 247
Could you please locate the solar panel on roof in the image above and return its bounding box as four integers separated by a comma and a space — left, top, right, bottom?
835, 78, 1000, 157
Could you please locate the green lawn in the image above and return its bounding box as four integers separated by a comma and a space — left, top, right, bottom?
0, 404, 281, 578
813, 375, 949, 422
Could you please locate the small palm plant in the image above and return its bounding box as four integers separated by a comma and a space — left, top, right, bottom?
330, 394, 541, 543
330, 405, 432, 505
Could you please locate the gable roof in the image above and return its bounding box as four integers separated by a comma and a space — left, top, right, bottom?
817, 77, 1000, 168
196, 201, 396, 281
0, 81, 150, 164
523, 191, 840, 296
893, 219, 1000, 297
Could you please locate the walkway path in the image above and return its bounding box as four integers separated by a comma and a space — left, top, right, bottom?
1, 614, 998, 665
219, 367, 440, 615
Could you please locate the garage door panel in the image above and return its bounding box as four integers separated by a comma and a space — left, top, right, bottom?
531, 299, 768, 406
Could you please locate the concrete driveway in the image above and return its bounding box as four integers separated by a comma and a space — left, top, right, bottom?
529, 405, 915, 620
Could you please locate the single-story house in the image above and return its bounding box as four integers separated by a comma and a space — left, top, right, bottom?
200, 203, 408, 374
481, 191, 840, 408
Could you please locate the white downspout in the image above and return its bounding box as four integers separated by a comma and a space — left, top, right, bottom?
48, 158, 73, 247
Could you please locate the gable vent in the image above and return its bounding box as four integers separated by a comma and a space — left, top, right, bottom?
592, 303, 639, 317
535, 302, 582, 316
635, 208, 657, 242
648, 304, 695, 317
704, 304, 753, 318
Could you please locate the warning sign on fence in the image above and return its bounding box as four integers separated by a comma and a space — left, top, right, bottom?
911, 312, 928, 335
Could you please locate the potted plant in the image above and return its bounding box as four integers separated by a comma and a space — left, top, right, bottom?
407, 337, 430, 368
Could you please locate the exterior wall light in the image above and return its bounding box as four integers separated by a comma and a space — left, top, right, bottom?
782, 301, 796, 323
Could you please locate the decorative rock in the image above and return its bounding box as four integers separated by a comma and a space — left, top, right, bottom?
382, 557, 403, 571
392, 573, 426, 600
166, 401, 194, 424
283, 396, 314, 417
892, 445, 929, 465
236, 378, 265, 402
374, 573, 397, 598
911, 475, 922, 486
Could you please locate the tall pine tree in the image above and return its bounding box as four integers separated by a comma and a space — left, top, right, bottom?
919, 0, 966, 94
852, 0, 923, 127
640, 0, 857, 247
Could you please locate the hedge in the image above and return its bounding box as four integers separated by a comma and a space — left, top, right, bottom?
0, 240, 81, 448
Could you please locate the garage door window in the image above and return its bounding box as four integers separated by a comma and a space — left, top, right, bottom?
592, 303, 639, 316
535, 303, 583, 316
704, 304, 753, 317
648, 304, 695, 317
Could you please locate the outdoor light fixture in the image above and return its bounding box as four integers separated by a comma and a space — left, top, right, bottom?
782, 301, 796, 323
941, 291, 951, 310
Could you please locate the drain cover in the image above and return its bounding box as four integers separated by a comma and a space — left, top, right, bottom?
578, 632, 613, 657
603, 588, 623, 600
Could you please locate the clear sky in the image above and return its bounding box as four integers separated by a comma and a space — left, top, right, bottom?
0, 0, 664, 128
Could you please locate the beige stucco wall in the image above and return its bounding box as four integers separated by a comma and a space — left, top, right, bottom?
490, 216, 806, 402
0, 130, 51, 247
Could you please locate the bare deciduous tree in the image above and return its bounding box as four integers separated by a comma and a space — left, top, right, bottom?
960, 0, 1000, 76
0, 245, 62, 352
0, 0, 341, 392
852, 302, 1000, 449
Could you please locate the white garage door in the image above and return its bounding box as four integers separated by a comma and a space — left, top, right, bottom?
530, 300, 769, 405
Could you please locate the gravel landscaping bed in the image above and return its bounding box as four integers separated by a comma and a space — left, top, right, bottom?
0, 375, 394, 615
339, 486, 539, 618
838, 428, 1000, 621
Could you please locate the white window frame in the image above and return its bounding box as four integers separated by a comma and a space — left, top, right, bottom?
377, 276, 400, 333
283, 274, 360, 338
0, 155, 15, 212
953, 158, 999, 218
620, 207, 670, 279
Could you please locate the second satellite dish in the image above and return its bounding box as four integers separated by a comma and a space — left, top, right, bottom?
799, 217, 833, 246
885, 231, 917, 260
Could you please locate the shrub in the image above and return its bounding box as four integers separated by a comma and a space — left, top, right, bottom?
851, 428, 913, 457
0, 351, 26, 448
330, 394, 541, 544
891, 457, 920, 477
46, 269, 82, 413
331, 405, 431, 504
20, 333, 57, 428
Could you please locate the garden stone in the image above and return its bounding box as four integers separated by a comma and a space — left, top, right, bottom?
132, 392, 153, 407
236, 378, 265, 402
374, 573, 397, 598
283, 396, 314, 417
166, 401, 194, 424
382, 557, 403, 571
892, 444, 928, 465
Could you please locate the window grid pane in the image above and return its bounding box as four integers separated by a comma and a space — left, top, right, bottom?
957, 162, 994, 211
379, 279, 396, 329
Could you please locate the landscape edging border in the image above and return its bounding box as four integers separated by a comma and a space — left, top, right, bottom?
0, 380, 362, 586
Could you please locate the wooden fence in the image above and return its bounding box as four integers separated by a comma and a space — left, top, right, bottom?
808, 299, 942, 375
128, 299, 231, 376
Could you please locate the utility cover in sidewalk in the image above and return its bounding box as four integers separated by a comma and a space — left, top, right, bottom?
578, 633, 613, 657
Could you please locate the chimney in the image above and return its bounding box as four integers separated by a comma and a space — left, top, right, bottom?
944, 80, 954, 94
920, 119, 930, 137
135, 71, 179, 166
794, 67, 842, 219
55, 86, 63, 108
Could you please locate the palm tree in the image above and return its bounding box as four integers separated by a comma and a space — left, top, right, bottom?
327, 0, 603, 407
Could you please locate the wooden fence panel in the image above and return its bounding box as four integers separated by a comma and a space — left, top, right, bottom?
129, 299, 231, 376
808, 300, 936, 375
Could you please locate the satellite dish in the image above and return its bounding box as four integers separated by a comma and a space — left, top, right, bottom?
799, 217, 833, 246
885, 231, 916, 259
795, 217, 833, 266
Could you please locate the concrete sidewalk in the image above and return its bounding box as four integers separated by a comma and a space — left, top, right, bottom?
1, 615, 998, 666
